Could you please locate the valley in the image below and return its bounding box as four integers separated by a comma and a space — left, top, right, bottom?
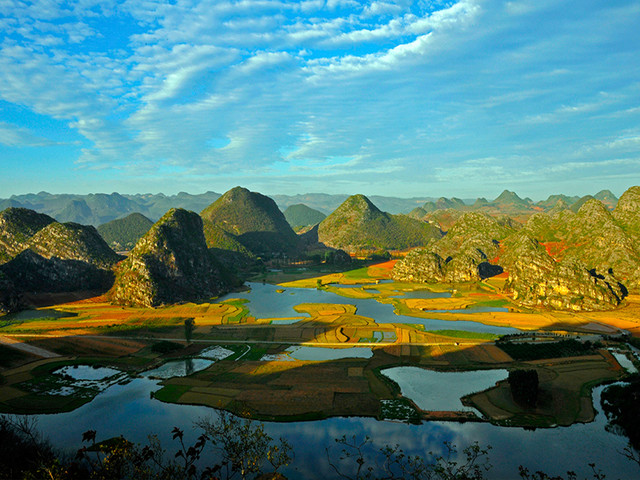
0, 261, 635, 428
1, 186, 639, 478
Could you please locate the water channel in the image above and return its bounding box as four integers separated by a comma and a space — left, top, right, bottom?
223, 282, 518, 335
14, 282, 639, 478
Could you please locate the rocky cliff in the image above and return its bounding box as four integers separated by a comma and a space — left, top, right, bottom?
0, 207, 55, 263
108, 208, 233, 308
501, 233, 627, 311
392, 212, 509, 283
27, 221, 122, 269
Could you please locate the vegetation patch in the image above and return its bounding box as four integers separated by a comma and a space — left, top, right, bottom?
429, 330, 499, 340
153, 383, 191, 403
496, 339, 602, 361
380, 398, 421, 422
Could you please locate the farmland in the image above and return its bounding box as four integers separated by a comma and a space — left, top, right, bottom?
0, 261, 636, 425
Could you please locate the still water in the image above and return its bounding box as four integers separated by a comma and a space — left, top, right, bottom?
18, 282, 638, 478
28, 374, 637, 479
221, 282, 518, 335
382, 367, 509, 412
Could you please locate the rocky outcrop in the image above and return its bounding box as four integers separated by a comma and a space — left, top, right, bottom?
392, 212, 508, 283
109, 208, 233, 308
0, 207, 55, 263
392, 248, 446, 283
27, 222, 122, 269
614, 186, 640, 234
502, 233, 626, 311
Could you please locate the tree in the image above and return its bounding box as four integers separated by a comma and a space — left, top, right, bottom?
326, 435, 492, 480
184, 318, 195, 344
508, 369, 539, 407
197, 413, 292, 480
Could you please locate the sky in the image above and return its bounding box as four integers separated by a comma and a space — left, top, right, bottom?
0, 0, 639, 201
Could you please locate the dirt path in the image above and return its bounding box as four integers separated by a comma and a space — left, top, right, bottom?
0, 335, 61, 358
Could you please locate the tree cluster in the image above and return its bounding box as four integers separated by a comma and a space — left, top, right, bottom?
508, 369, 539, 407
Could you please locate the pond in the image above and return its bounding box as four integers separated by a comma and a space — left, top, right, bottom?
260, 346, 373, 361
54, 365, 121, 381
221, 283, 518, 335
25, 370, 638, 479
381, 366, 508, 412
141, 359, 215, 379
610, 351, 638, 373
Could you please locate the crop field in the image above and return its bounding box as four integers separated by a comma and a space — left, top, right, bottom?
465, 350, 623, 427
0, 261, 637, 424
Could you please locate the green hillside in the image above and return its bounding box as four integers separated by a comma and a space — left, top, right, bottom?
98, 213, 154, 251
200, 187, 300, 256
317, 194, 442, 253
283, 204, 326, 230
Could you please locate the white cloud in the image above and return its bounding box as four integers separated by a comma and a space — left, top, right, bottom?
0, 0, 639, 199
0, 122, 56, 147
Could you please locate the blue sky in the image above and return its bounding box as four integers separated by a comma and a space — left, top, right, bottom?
0, 0, 639, 200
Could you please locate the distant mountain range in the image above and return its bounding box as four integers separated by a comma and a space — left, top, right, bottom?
0, 189, 620, 226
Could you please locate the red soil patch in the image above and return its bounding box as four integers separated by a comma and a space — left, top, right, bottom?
372, 260, 397, 271
541, 241, 569, 258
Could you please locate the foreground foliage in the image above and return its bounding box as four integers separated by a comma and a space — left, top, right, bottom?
0, 414, 636, 480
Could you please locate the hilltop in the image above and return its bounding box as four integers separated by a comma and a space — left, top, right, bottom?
97, 213, 154, 251
0, 207, 55, 262
27, 221, 122, 269
317, 194, 442, 254
283, 204, 326, 231
201, 187, 300, 256
109, 208, 233, 308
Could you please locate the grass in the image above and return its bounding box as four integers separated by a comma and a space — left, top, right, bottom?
153, 384, 191, 402
341, 266, 372, 280
429, 330, 499, 340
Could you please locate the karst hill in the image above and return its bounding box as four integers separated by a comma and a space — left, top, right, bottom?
97, 213, 155, 251
317, 194, 442, 254
0, 207, 122, 311
200, 187, 301, 257
108, 208, 234, 308
392, 185, 640, 311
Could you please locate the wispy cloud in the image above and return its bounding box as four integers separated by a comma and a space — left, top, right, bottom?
0, 0, 639, 198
